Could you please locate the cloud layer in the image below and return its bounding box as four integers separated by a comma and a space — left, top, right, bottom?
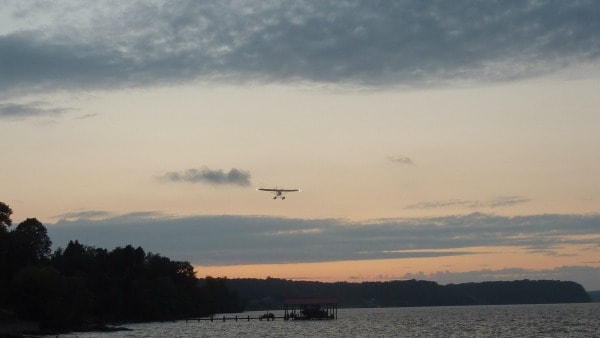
48, 212, 599, 266
46, 212, 600, 288
2, 0, 599, 100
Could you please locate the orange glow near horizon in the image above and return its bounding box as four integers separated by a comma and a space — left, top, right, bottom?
195, 244, 600, 283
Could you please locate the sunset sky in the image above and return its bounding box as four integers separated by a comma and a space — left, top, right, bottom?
2, 1, 599, 290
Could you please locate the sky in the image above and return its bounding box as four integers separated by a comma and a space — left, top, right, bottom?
2, 1, 599, 290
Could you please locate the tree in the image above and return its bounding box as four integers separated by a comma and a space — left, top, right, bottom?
10, 265, 92, 330
13, 218, 52, 264
0, 202, 13, 278
0, 201, 12, 231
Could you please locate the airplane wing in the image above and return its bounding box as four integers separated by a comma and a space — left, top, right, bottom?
257, 188, 300, 192
257, 188, 277, 192
279, 189, 300, 192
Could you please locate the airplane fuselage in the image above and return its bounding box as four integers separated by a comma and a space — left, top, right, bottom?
257, 187, 299, 200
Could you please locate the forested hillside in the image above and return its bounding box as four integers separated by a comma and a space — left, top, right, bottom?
226, 277, 591, 309
0, 202, 241, 334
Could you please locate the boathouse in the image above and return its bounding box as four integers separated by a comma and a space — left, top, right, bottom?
283, 297, 337, 320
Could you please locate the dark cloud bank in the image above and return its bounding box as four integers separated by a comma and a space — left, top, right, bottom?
2, 0, 599, 100
48, 212, 600, 289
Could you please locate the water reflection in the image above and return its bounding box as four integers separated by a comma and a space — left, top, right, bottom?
56, 303, 600, 338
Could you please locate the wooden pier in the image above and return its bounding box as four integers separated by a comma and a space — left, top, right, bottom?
185, 314, 284, 322
186, 297, 338, 322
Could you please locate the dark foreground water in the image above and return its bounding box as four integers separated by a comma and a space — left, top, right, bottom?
53, 303, 599, 337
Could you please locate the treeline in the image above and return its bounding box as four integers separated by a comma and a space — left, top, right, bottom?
0, 202, 241, 333
226, 277, 591, 309
589, 291, 600, 302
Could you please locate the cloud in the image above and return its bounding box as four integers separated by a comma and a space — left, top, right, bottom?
0, 101, 70, 120
389, 155, 415, 166
487, 196, 531, 208
162, 167, 251, 186
54, 210, 113, 222
405, 199, 477, 210
47, 212, 600, 266
2, 1, 599, 97
405, 196, 530, 210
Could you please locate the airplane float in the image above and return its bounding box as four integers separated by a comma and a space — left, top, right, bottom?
257, 187, 300, 200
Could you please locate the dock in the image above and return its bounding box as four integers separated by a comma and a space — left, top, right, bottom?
186, 314, 284, 322
186, 297, 338, 322
284, 297, 337, 320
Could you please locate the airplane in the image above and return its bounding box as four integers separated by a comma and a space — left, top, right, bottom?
257, 187, 300, 200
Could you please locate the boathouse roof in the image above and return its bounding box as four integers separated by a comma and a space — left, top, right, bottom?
284, 297, 337, 305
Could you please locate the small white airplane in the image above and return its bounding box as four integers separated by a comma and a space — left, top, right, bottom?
257, 187, 301, 200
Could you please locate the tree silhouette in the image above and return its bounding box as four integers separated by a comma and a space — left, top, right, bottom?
0, 202, 13, 275
0, 201, 248, 333
0, 201, 12, 231
10, 265, 92, 330
13, 218, 52, 264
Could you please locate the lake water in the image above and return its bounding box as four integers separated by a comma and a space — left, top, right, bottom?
54, 303, 599, 337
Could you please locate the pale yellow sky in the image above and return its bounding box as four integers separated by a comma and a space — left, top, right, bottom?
4, 75, 600, 223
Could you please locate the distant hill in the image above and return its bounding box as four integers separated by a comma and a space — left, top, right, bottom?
224, 278, 591, 310
589, 291, 600, 302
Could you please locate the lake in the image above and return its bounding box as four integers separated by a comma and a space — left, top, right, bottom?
52, 303, 599, 337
